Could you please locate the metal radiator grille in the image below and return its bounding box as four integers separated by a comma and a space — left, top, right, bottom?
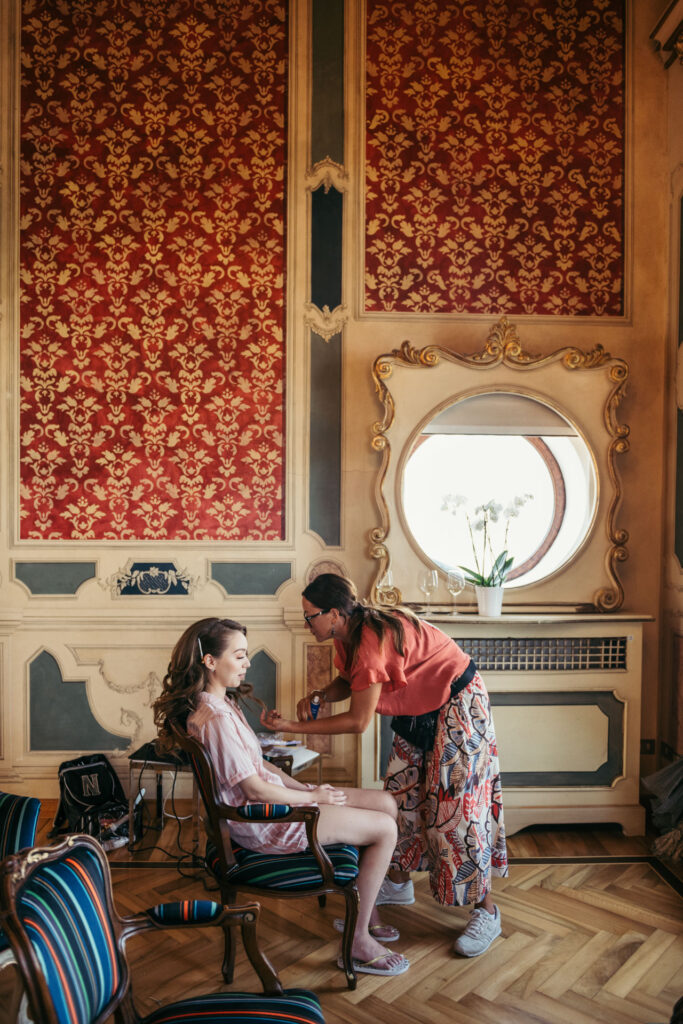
463, 636, 627, 672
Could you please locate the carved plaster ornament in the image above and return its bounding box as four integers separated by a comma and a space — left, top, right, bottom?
303, 301, 348, 342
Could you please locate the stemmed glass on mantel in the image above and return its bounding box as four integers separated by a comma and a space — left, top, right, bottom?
446, 568, 466, 614
417, 568, 438, 611
377, 569, 394, 604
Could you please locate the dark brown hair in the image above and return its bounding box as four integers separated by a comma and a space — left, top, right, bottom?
302, 573, 420, 672
153, 617, 263, 754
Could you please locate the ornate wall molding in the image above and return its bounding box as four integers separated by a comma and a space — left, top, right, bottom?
303, 301, 348, 342
103, 561, 200, 598
370, 317, 630, 612
651, 1, 683, 67
305, 157, 348, 194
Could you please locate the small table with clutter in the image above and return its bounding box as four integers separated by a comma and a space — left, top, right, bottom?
258, 735, 323, 784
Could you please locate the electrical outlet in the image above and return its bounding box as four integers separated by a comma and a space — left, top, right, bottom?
640, 738, 655, 755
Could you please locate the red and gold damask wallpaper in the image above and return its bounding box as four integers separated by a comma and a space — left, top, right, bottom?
365, 0, 625, 316
20, 0, 287, 540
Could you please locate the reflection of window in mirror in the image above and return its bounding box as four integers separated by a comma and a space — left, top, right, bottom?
401, 392, 597, 589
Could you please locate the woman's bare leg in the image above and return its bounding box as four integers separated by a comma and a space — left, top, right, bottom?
332, 788, 398, 928
336, 786, 398, 820
317, 803, 404, 965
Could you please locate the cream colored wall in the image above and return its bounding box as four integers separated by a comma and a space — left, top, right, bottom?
0, 0, 677, 800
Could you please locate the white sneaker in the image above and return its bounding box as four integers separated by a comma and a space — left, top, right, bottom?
375, 877, 415, 906
453, 905, 501, 957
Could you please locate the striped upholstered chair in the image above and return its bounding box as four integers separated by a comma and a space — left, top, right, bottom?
0, 790, 42, 1024
170, 725, 361, 990
0, 833, 325, 1024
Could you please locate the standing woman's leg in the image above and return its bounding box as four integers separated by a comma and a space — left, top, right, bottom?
427, 671, 508, 955
383, 735, 430, 898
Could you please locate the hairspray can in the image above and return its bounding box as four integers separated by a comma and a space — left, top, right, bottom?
310, 694, 321, 719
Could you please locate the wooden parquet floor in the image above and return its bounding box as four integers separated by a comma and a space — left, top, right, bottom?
4, 804, 682, 1024
105, 857, 682, 1024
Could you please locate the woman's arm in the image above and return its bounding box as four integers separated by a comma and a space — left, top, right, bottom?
265, 761, 311, 792
321, 675, 352, 702
238, 772, 347, 806
262, 682, 383, 737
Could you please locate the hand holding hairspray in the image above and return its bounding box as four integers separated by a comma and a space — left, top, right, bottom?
310, 693, 321, 719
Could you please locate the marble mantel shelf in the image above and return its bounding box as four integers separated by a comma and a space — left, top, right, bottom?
419, 610, 654, 624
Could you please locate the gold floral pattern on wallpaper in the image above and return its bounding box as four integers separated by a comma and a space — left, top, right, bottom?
365, 0, 625, 316
20, 0, 286, 540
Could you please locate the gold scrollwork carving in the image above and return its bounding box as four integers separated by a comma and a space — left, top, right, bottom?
369, 317, 630, 611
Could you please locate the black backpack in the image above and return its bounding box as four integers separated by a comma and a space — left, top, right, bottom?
49, 753, 130, 846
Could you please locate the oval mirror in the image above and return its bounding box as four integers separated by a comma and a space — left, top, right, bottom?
400, 392, 598, 589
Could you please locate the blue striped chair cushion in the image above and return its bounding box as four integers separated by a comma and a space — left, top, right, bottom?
146, 900, 222, 926
16, 843, 119, 1024
0, 792, 41, 859
206, 840, 359, 891
145, 988, 325, 1024
235, 804, 292, 819
0, 792, 41, 957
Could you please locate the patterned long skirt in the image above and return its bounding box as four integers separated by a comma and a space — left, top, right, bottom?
384, 670, 508, 906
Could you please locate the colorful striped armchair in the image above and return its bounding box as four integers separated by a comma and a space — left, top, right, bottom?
170, 725, 361, 990
0, 790, 42, 1024
0, 833, 325, 1024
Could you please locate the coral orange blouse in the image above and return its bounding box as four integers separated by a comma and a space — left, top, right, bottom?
333, 616, 471, 716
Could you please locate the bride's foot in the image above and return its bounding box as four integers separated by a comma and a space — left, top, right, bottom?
350, 935, 400, 965
339, 937, 409, 970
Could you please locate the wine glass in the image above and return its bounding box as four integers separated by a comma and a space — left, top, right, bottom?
446, 568, 466, 614
377, 569, 394, 604
417, 568, 438, 610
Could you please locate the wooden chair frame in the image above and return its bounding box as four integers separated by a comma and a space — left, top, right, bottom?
0, 834, 296, 1024
170, 724, 360, 990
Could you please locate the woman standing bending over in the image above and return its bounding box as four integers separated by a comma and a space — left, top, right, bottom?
263, 574, 508, 958
153, 616, 408, 977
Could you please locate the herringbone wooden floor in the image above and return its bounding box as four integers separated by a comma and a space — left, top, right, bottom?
107, 857, 682, 1024
3, 803, 682, 1024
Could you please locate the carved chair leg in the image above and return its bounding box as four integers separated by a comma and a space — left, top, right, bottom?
221, 887, 238, 984
340, 884, 360, 991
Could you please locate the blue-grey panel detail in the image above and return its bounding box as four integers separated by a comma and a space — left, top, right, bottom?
309, 331, 341, 545
311, 185, 343, 311
381, 689, 624, 788
490, 690, 624, 787
30, 651, 125, 751
210, 562, 292, 595
114, 563, 193, 596
15, 562, 96, 595
379, 714, 395, 779
311, 0, 344, 165
239, 651, 277, 735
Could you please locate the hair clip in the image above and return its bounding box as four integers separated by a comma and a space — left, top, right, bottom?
197, 637, 204, 659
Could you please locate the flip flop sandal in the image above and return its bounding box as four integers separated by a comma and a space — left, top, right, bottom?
333, 918, 400, 941
336, 953, 410, 976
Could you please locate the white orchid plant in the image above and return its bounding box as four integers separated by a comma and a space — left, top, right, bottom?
441, 493, 534, 587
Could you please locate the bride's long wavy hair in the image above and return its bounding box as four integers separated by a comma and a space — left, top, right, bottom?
153, 617, 265, 754
302, 573, 421, 673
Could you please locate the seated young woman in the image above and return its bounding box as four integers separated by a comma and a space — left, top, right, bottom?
153, 616, 409, 978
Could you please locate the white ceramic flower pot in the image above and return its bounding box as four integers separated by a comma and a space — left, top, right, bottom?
474, 585, 504, 616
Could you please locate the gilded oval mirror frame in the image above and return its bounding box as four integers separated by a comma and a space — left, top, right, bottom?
369, 317, 629, 613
